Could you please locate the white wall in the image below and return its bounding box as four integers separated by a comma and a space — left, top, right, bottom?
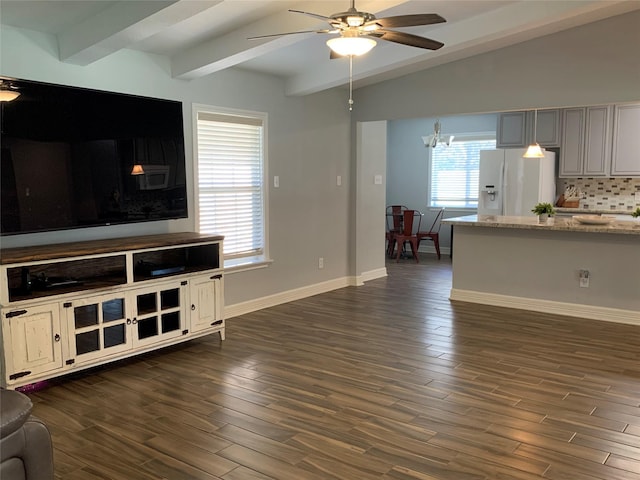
0, 26, 352, 308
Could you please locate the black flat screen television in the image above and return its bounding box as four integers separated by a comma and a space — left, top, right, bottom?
1, 78, 188, 236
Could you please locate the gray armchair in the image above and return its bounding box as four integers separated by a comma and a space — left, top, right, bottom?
1, 388, 54, 480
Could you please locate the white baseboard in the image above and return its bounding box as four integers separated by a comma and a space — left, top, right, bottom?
225, 269, 388, 319
356, 267, 387, 286
225, 276, 352, 319
450, 288, 640, 326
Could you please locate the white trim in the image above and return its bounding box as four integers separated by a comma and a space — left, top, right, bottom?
356, 268, 388, 286
225, 277, 352, 319
450, 288, 640, 325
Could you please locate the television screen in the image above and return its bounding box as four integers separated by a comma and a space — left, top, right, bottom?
1, 78, 188, 236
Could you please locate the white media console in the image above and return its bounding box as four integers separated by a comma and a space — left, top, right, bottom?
0, 232, 224, 389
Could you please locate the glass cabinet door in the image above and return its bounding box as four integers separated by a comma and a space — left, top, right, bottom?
67, 293, 131, 364
131, 281, 186, 348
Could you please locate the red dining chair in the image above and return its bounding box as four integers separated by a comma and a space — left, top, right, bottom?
393, 209, 422, 263
417, 208, 444, 259
385, 205, 407, 257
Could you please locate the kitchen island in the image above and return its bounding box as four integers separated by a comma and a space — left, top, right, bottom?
444, 215, 640, 324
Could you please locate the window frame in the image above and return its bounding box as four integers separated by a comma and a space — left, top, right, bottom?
192, 104, 270, 272
427, 132, 496, 212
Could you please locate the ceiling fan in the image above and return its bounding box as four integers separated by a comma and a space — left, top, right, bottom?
249, 1, 446, 110
251, 0, 446, 57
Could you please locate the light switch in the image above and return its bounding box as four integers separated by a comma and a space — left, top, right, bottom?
374, 175, 383, 185
274, 176, 279, 188
337, 175, 342, 186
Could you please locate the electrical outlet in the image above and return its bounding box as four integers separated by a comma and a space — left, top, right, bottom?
579, 269, 590, 288
318, 257, 324, 269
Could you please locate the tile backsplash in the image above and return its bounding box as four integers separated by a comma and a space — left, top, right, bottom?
559, 178, 640, 211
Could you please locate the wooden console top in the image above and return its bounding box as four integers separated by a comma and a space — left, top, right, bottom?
1, 232, 224, 264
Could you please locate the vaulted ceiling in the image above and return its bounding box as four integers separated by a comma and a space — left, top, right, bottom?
1, 0, 638, 96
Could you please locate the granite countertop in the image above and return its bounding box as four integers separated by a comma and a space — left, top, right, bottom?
444, 214, 640, 235
555, 207, 634, 215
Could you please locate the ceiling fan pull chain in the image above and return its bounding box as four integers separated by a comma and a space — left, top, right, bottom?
349, 54, 354, 111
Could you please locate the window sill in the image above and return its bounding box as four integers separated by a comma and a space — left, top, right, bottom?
224, 256, 273, 274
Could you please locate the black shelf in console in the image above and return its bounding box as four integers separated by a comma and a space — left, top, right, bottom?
7, 256, 127, 302
133, 243, 220, 282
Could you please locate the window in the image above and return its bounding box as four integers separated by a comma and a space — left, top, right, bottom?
195, 107, 267, 267
429, 135, 496, 209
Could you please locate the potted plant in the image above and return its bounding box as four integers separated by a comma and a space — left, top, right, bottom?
532, 202, 556, 223
631, 207, 640, 218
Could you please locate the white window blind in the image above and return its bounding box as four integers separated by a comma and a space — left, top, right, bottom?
196, 110, 265, 260
430, 137, 496, 209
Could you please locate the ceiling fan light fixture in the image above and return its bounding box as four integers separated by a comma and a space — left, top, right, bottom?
346, 15, 364, 26
327, 36, 376, 56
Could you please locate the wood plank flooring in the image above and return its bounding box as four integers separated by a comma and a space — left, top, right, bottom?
27, 255, 640, 479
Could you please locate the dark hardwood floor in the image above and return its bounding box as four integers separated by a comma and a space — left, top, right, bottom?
28, 254, 640, 479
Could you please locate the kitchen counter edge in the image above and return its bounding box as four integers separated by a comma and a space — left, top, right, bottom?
443, 215, 640, 235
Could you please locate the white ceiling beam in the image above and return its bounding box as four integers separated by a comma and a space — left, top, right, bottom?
171, 0, 409, 80
58, 0, 222, 66
284, 0, 639, 96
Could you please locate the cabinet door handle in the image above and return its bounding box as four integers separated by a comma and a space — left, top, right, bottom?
127, 318, 132, 325
132, 318, 138, 324
54, 334, 61, 342
191, 304, 196, 311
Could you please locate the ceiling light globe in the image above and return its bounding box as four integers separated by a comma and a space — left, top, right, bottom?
326, 37, 376, 56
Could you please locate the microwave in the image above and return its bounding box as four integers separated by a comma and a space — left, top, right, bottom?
137, 165, 170, 190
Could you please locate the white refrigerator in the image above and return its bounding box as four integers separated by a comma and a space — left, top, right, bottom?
478, 148, 556, 216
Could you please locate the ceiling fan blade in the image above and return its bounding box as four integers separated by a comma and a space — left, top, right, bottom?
289, 9, 348, 29
374, 13, 446, 29
378, 30, 444, 50
248, 29, 331, 40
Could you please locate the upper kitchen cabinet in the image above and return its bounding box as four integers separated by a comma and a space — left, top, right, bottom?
611, 103, 640, 176
559, 106, 612, 177
496, 109, 561, 148
496, 112, 527, 148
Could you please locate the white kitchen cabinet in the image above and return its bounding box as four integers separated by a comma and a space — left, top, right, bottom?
559, 106, 611, 177
611, 103, 640, 176
497, 109, 561, 148
0, 233, 224, 388
1, 304, 65, 383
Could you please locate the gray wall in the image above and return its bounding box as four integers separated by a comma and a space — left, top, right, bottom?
0, 25, 352, 307
353, 10, 640, 122
352, 9, 640, 272
386, 113, 497, 251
